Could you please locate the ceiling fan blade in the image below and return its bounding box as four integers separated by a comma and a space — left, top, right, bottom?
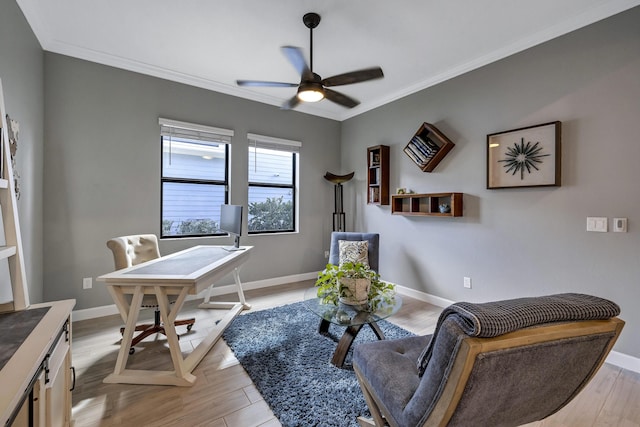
324, 88, 360, 108
281, 95, 301, 110
236, 80, 298, 88
281, 46, 313, 81
322, 67, 384, 87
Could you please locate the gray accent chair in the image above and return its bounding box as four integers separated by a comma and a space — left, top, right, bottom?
106, 234, 195, 353
328, 232, 379, 272
353, 294, 624, 427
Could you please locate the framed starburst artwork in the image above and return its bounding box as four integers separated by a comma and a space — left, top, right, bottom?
487, 121, 561, 189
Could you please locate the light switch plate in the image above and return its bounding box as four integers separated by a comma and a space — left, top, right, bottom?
613, 218, 627, 232
586, 217, 607, 232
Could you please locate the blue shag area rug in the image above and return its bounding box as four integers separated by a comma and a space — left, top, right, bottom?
222, 301, 414, 427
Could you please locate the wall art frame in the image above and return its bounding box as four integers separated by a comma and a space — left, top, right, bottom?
487, 121, 561, 189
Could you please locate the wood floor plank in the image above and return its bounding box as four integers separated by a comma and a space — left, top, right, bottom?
596, 367, 640, 426
70, 280, 638, 427
523, 363, 622, 427
224, 399, 277, 427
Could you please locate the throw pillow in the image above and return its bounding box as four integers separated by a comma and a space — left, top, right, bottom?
338, 240, 369, 268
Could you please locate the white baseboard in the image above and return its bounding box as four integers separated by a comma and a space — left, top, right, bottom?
72, 303, 120, 322
606, 351, 640, 373
71, 273, 640, 374
395, 284, 454, 308
71, 271, 317, 322
393, 284, 640, 374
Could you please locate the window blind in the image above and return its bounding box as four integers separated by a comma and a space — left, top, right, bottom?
247, 133, 301, 153
159, 118, 234, 144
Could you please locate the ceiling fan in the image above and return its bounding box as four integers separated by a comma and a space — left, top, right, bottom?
236, 12, 384, 110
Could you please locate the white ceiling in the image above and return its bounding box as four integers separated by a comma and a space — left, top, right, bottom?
17, 0, 640, 121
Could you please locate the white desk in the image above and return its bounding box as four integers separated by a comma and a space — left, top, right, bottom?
97, 245, 252, 386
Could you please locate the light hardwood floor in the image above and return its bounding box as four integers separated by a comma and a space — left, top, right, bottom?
70, 280, 639, 426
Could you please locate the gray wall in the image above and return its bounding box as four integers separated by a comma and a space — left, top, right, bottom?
341, 8, 640, 357
43, 53, 341, 310
0, 0, 44, 303
4, 0, 639, 360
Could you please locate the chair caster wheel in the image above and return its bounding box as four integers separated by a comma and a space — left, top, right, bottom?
129, 347, 135, 355
187, 324, 193, 332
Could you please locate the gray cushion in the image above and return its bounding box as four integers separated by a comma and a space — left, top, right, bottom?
354, 318, 466, 427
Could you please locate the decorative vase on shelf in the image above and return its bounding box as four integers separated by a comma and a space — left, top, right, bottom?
439, 204, 451, 213
339, 277, 371, 305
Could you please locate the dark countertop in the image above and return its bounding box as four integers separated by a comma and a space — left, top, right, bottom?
0, 307, 50, 370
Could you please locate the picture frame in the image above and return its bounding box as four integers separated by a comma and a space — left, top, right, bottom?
487, 121, 561, 189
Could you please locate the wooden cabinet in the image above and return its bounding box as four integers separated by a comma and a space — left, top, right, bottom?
367, 145, 390, 205
1, 301, 75, 427
44, 322, 73, 427
391, 192, 463, 217
403, 123, 455, 172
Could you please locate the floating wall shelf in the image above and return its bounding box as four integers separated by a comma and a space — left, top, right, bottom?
367, 145, 390, 205
391, 192, 463, 217
403, 122, 455, 172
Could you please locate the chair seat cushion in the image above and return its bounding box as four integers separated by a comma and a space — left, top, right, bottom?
354, 335, 430, 426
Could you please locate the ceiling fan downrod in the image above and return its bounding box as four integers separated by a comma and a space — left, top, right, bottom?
303, 12, 321, 73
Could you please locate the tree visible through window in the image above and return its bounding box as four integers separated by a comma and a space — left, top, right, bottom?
248, 134, 300, 234
160, 119, 233, 238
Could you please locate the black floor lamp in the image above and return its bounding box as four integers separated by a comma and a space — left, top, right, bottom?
324, 171, 354, 232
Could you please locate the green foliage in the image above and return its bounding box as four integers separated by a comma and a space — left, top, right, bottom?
248, 196, 293, 232
178, 219, 217, 235
163, 219, 218, 236
315, 262, 396, 312
162, 220, 173, 236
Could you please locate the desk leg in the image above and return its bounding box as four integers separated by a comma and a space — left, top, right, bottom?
155, 286, 195, 383
233, 268, 251, 309
198, 267, 251, 310
107, 285, 143, 377
104, 286, 196, 386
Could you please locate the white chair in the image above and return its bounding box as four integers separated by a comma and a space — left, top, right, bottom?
106, 234, 195, 354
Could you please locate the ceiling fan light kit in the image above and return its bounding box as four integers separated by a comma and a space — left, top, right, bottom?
236, 12, 383, 110
297, 82, 325, 102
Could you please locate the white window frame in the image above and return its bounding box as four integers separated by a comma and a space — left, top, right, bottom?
159, 118, 234, 238
247, 133, 300, 234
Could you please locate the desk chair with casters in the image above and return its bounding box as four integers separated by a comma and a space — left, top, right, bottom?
328, 232, 379, 272
106, 234, 195, 354
353, 293, 624, 427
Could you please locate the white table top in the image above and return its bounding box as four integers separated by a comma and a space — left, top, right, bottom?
98, 245, 252, 293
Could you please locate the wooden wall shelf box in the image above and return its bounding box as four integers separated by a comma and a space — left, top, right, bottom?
391, 193, 463, 217
367, 145, 390, 205
404, 123, 455, 172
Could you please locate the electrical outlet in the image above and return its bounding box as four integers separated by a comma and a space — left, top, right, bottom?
83, 277, 92, 289
324, 250, 330, 259
613, 218, 627, 232
464, 277, 472, 289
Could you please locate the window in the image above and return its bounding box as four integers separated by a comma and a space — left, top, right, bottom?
160, 118, 233, 238
247, 133, 300, 234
